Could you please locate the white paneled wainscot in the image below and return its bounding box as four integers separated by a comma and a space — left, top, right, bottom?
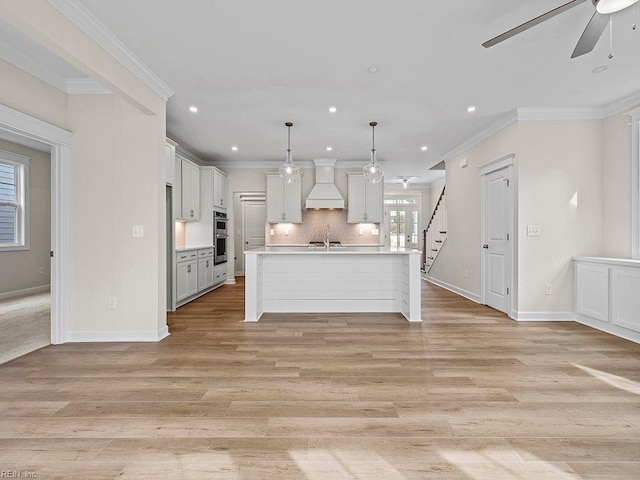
574, 257, 640, 344
244, 247, 421, 322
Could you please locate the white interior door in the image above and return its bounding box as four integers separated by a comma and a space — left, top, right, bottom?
241, 200, 266, 274
483, 167, 512, 314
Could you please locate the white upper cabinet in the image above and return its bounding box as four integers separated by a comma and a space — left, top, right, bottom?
213, 169, 228, 210
173, 156, 182, 220
266, 174, 302, 223
180, 158, 200, 221
347, 173, 383, 223
165, 138, 178, 186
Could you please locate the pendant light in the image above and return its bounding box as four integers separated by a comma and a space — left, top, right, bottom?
363, 121, 384, 183
279, 122, 301, 184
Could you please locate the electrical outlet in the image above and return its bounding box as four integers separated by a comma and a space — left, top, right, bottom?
527, 225, 540, 237
359, 228, 364, 235
108, 296, 117, 308
545, 284, 552, 295
372, 228, 379, 236
38, 267, 44, 275
270, 229, 275, 236
132, 225, 144, 238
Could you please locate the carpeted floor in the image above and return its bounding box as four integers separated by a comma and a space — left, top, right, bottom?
0, 291, 50, 365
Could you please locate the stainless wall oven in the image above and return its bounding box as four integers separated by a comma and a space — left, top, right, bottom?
213, 211, 228, 265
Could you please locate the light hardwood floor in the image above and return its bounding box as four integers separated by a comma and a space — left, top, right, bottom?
1, 278, 639, 479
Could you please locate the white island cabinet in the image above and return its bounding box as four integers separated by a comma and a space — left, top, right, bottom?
244, 247, 422, 322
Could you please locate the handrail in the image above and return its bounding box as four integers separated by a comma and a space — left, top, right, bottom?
424, 185, 446, 235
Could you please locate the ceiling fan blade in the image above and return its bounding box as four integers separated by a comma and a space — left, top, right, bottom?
483, 0, 589, 48
571, 11, 609, 58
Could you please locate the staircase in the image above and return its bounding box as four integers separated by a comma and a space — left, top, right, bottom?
422, 186, 446, 273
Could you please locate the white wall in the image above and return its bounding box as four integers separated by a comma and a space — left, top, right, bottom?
603, 112, 633, 257
66, 95, 165, 337
430, 123, 519, 301
0, 3, 168, 340
0, 139, 51, 295
517, 120, 603, 314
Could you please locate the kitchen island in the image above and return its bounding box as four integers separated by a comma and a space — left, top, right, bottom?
244, 246, 422, 322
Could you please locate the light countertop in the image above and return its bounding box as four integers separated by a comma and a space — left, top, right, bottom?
176, 245, 214, 252
245, 246, 420, 255
573, 256, 640, 268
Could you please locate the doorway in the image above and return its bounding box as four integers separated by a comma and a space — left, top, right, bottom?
384, 196, 420, 249
234, 193, 266, 276
480, 154, 514, 316
0, 104, 72, 346
0, 140, 52, 363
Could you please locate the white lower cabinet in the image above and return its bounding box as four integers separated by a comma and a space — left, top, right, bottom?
574, 257, 640, 343
213, 263, 227, 286
176, 259, 198, 302
198, 257, 214, 290
176, 248, 225, 306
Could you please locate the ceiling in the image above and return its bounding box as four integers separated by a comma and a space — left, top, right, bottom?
12, 1, 640, 186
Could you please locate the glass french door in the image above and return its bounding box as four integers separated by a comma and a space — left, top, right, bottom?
388, 207, 419, 249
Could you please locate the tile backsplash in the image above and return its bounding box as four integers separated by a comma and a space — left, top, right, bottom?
267, 209, 380, 245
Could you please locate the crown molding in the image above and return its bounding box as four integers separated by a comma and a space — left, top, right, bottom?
443, 110, 518, 163
175, 145, 206, 165
604, 90, 640, 118
517, 107, 604, 121
66, 77, 112, 94
47, 0, 174, 101
211, 159, 371, 169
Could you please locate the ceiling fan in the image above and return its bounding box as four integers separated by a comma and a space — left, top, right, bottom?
483, 0, 638, 58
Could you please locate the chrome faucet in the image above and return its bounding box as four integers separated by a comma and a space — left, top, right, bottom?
324, 224, 331, 251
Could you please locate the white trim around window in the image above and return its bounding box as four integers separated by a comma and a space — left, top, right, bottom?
0, 149, 30, 251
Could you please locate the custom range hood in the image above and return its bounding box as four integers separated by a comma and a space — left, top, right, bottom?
305, 159, 345, 209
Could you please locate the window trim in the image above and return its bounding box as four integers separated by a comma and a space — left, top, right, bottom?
629, 108, 640, 260
0, 149, 30, 252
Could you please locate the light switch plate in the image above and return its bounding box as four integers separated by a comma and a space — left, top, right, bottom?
527, 225, 540, 237
132, 225, 144, 238
270, 229, 275, 236
372, 228, 379, 235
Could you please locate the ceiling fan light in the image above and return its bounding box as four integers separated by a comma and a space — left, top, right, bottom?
595, 0, 638, 14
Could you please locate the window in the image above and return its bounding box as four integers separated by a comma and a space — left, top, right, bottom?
0, 151, 29, 251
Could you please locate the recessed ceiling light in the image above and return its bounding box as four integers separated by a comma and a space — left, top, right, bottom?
421, 146, 428, 151
326, 146, 333, 151
592, 65, 608, 74
467, 105, 476, 113
231, 146, 238, 151
367, 66, 380, 74
329, 106, 337, 113
189, 106, 198, 113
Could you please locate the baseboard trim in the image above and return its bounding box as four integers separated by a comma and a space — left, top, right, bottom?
512, 311, 575, 322
225, 278, 236, 285
0, 285, 50, 301
424, 276, 482, 304
69, 327, 170, 342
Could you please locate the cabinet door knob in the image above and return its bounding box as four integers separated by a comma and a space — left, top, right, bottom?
187, 265, 191, 273
206, 260, 209, 268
